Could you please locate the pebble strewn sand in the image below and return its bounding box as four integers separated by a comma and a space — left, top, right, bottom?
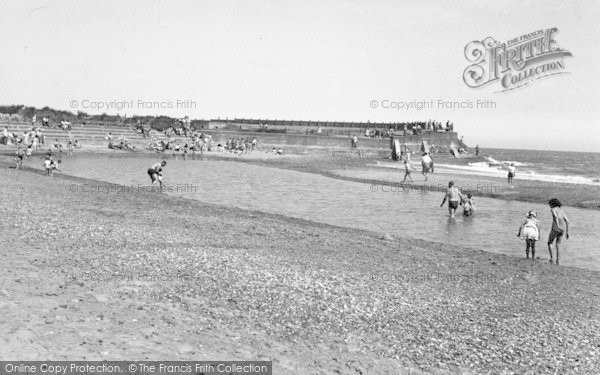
1, 161, 599, 374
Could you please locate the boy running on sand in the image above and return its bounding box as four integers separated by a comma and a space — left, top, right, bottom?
547, 198, 569, 264
440, 181, 463, 218
147, 160, 167, 190
517, 210, 541, 260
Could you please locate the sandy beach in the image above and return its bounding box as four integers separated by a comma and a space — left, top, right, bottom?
1, 158, 599, 374
3, 1, 600, 373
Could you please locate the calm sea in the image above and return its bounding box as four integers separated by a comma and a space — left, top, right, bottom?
25, 155, 600, 272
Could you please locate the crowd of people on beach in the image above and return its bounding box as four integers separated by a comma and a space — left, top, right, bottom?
145, 128, 262, 159
106, 132, 136, 151
32, 115, 73, 131
3, 125, 82, 169
2, 124, 82, 153
13, 146, 63, 175
364, 120, 454, 138
163, 117, 193, 138
2, 126, 45, 147
0, 113, 24, 122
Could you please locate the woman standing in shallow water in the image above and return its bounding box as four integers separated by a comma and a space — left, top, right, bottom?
547, 198, 569, 264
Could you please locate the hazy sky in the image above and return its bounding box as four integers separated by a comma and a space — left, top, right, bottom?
1, 0, 599, 151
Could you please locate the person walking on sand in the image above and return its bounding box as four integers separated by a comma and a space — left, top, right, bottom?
440, 181, 463, 218
421, 152, 433, 181
43, 155, 53, 176
147, 160, 167, 191
507, 163, 516, 187
402, 159, 415, 183
15, 146, 24, 169
517, 210, 541, 260
547, 198, 569, 264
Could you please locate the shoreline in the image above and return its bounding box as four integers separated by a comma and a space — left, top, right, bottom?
2, 148, 598, 211
156, 151, 600, 211
4, 153, 598, 272
1, 161, 599, 373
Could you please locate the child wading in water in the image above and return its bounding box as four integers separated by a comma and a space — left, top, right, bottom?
517, 210, 541, 260
462, 194, 475, 216
547, 198, 569, 264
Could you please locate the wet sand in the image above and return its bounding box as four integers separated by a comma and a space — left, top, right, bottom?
1, 162, 599, 374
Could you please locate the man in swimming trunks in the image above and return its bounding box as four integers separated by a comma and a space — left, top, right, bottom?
147, 160, 167, 190
440, 181, 463, 218
547, 198, 569, 264
462, 194, 475, 216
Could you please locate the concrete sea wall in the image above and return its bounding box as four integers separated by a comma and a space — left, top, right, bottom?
204, 129, 461, 152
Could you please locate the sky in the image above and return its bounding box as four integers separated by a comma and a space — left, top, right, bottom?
1, 0, 599, 152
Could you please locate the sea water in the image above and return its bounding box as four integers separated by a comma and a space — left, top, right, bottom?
462, 148, 600, 185
41, 155, 600, 272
